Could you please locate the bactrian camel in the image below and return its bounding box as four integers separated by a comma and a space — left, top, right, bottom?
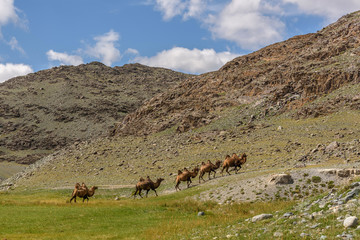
221, 153, 247, 175
175, 166, 199, 191
70, 182, 98, 203
133, 176, 164, 198
199, 160, 222, 183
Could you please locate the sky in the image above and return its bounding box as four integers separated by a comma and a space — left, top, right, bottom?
0, 0, 360, 82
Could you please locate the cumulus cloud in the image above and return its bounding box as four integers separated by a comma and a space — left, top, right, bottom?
206, 0, 285, 50
134, 47, 239, 74
46, 50, 83, 66
0, 63, 33, 82
85, 30, 121, 66
282, 0, 360, 22
0, 0, 19, 29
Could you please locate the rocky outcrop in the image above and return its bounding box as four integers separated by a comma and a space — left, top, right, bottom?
115, 11, 360, 136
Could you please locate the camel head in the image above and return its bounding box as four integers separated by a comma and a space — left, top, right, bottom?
215, 160, 222, 167
91, 186, 98, 191
157, 178, 165, 183
241, 153, 247, 163
191, 167, 199, 176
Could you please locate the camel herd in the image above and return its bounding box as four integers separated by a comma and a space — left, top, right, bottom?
70, 153, 247, 202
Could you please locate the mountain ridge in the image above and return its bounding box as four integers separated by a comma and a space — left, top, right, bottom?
115, 11, 360, 136
0, 62, 191, 165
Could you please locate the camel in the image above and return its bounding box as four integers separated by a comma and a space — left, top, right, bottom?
133, 177, 164, 198
175, 166, 199, 191
221, 153, 247, 175
70, 183, 98, 203
199, 160, 222, 183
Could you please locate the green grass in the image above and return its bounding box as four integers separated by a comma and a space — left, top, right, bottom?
0, 189, 294, 240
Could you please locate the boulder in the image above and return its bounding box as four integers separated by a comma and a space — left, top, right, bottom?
269, 174, 294, 184
252, 214, 273, 222
343, 216, 358, 228
325, 141, 339, 152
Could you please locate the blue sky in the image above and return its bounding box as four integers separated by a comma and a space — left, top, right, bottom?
1, 0, 360, 82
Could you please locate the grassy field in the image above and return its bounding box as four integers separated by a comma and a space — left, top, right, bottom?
0, 187, 294, 240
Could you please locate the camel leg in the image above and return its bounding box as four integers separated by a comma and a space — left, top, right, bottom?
208, 171, 211, 180
146, 190, 150, 198
199, 173, 205, 183
175, 181, 181, 191
187, 178, 192, 188
226, 166, 231, 175
134, 189, 138, 199
70, 196, 76, 203
212, 170, 216, 179
139, 189, 143, 198
153, 189, 158, 197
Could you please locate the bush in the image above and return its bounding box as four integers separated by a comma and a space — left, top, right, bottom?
312, 176, 322, 183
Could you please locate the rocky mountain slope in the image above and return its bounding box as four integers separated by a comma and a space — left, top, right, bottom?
0, 62, 191, 164
115, 11, 360, 136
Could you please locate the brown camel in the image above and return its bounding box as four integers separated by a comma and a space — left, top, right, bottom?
175, 166, 199, 191
199, 160, 222, 183
221, 153, 247, 175
133, 177, 164, 198
70, 183, 98, 203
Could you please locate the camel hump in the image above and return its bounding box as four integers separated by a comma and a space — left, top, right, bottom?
139, 177, 145, 182
225, 154, 230, 158
178, 170, 183, 175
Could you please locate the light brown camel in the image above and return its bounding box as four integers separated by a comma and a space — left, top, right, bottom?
70, 183, 98, 203
221, 153, 247, 175
133, 177, 164, 198
175, 166, 199, 191
199, 160, 222, 183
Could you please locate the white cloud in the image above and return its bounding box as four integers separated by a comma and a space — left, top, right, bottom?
0, 0, 19, 28
46, 50, 83, 66
0, 63, 33, 82
283, 0, 360, 22
8, 36, 25, 55
125, 48, 140, 55
154, 0, 207, 20
134, 47, 239, 74
206, 0, 285, 50
85, 30, 121, 66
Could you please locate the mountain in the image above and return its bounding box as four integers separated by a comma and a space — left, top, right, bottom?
114, 11, 360, 136
3, 11, 360, 190
0, 62, 191, 164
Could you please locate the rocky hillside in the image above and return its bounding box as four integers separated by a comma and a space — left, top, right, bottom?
0, 62, 191, 164
115, 11, 360, 136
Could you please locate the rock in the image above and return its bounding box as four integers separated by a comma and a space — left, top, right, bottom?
338, 169, 351, 178
277, 126, 283, 131
197, 211, 205, 216
269, 174, 294, 184
300, 233, 309, 238
325, 141, 339, 152
343, 216, 358, 228
283, 212, 294, 218
252, 214, 273, 222
273, 232, 283, 237
343, 188, 360, 203
114, 197, 119, 201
